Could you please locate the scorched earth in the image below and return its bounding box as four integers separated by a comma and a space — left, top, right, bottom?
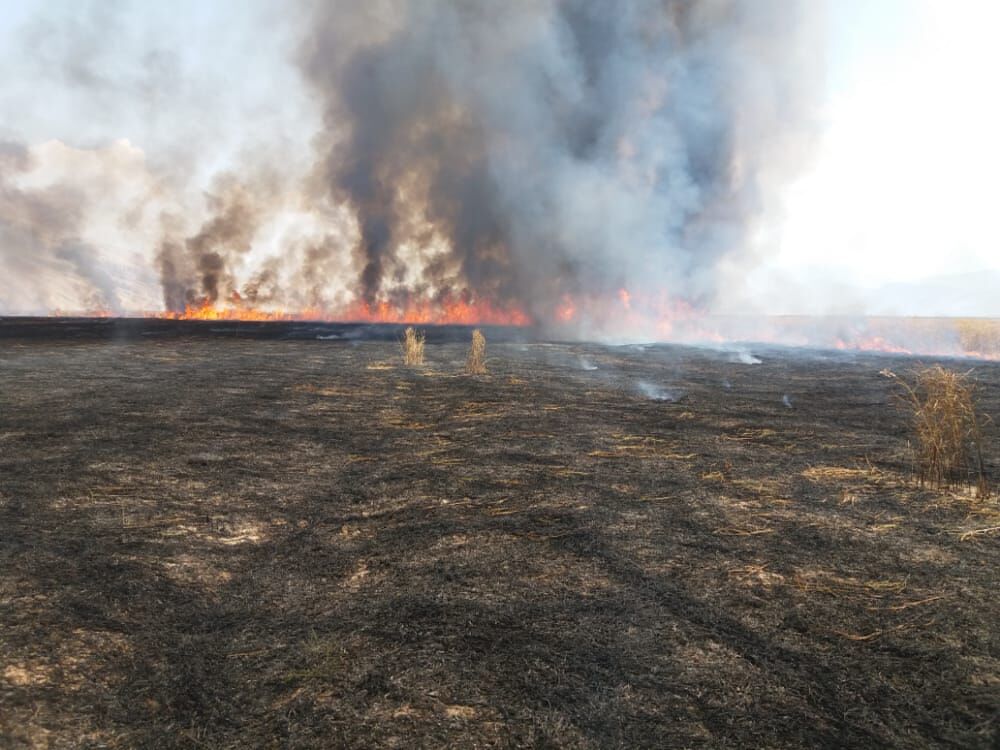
1, 322, 998, 748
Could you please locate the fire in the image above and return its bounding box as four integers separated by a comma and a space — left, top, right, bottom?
554, 295, 577, 323
835, 336, 912, 355
336, 297, 532, 326
50, 291, 1000, 361
161, 302, 300, 322
549, 288, 701, 336
154, 295, 532, 327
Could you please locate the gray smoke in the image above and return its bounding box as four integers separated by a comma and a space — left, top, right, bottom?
300, 0, 823, 323
0, 141, 122, 313
155, 173, 358, 312
0, 1, 825, 323
156, 177, 272, 309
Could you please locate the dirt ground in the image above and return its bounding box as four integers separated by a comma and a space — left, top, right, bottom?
1, 323, 998, 748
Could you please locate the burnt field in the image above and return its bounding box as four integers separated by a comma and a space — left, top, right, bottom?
1, 322, 999, 748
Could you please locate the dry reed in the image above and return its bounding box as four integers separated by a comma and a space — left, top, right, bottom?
401, 327, 425, 366
955, 319, 1000, 357
466, 329, 487, 374
895, 366, 989, 498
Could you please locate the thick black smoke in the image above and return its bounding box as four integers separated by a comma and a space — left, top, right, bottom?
300, 0, 823, 323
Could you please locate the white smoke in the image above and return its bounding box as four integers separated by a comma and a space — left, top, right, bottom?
0, 0, 826, 325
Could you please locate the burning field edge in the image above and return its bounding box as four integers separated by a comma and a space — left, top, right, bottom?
0, 328, 998, 748
5, 315, 1000, 360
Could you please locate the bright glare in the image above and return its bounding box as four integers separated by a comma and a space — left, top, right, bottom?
766, 0, 1000, 312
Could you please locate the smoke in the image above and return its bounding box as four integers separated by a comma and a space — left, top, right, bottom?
635, 380, 683, 402
153, 172, 364, 312
301, 0, 824, 327
156, 176, 274, 309
0, 0, 825, 328
0, 139, 153, 314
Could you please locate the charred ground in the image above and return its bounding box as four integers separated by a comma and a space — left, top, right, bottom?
1, 322, 998, 748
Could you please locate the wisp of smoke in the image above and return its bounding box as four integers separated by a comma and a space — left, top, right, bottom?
728, 349, 762, 365
636, 380, 682, 402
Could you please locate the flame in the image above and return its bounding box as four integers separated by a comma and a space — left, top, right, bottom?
554, 295, 577, 323
835, 336, 912, 355
549, 288, 701, 335
544, 292, 1000, 360
155, 295, 532, 327
50, 290, 1000, 361
161, 303, 298, 322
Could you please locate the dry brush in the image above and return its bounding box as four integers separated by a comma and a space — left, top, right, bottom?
401, 326, 425, 366
466, 329, 487, 374
893, 366, 990, 498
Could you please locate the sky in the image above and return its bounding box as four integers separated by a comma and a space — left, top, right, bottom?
734, 0, 1000, 315
0, 0, 997, 317
0, 1, 315, 175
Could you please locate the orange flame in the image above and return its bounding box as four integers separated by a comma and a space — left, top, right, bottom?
554, 295, 577, 323
549, 288, 700, 334
51, 290, 1000, 360
155, 295, 532, 327
834, 336, 912, 355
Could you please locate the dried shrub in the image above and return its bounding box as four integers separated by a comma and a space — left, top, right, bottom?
894, 366, 989, 498
401, 326, 425, 366
955, 319, 1000, 358
465, 329, 487, 374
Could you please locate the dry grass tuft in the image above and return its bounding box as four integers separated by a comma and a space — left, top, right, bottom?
894, 366, 990, 498
401, 326, 425, 366
955, 318, 1000, 357
466, 328, 487, 374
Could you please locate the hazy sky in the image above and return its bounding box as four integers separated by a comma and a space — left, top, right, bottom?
743, 0, 1000, 314
0, 1, 315, 173
0, 0, 997, 316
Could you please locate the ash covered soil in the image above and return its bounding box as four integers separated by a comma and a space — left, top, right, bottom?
1, 330, 998, 748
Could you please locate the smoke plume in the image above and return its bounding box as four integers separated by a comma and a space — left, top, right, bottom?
300, 0, 823, 327
0, 0, 824, 330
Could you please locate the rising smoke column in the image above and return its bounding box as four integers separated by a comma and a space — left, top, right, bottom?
0, 1, 823, 322
156, 176, 274, 310
154, 172, 362, 314
300, 0, 823, 331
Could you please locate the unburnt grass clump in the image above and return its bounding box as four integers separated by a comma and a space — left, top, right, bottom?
466, 329, 487, 374
893, 366, 990, 498
955, 318, 1000, 358
401, 326, 425, 366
